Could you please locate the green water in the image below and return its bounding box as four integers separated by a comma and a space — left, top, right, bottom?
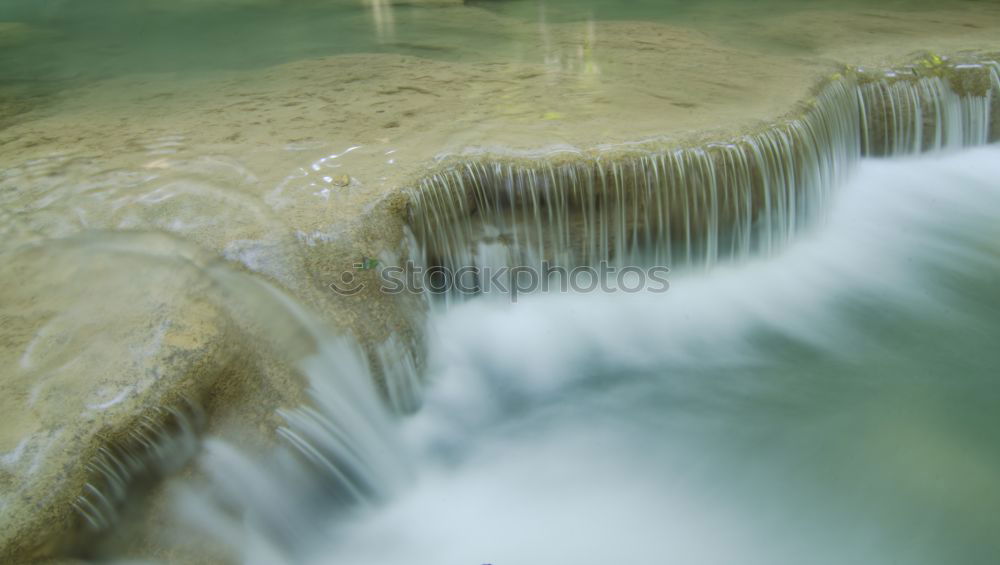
0, 0, 980, 82
1, 0, 992, 133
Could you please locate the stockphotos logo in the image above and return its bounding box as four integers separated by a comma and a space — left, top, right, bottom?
329, 259, 670, 302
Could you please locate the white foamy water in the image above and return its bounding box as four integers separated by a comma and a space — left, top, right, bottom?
176, 145, 1000, 565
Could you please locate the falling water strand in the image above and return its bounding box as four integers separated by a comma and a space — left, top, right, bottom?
377, 333, 424, 415
407, 62, 998, 300
990, 61, 1000, 140
71, 400, 203, 533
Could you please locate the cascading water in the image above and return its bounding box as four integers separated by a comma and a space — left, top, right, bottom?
173, 143, 1000, 565
73, 400, 203, 533
136, 58, 1000, 565
407, 61, 999, 301
70, 258, 413, 560
6, 0, 1000, 560
176, 333, 410, 559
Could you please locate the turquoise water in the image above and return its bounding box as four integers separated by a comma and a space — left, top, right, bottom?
1, 0, 989, 132
0, 0, 976, 82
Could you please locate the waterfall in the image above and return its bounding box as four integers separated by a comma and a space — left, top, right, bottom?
205, 266, 412, 508
72, 400, 203, 533
64, 260, 412, 552
407, 60, 998, 299
165, 61, 999, 556
176, 333, 413, 561
267, 145, 1000, 565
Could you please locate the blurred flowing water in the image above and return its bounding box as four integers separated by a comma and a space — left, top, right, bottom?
408, 66, 997, 301
2, 1, 999, 563
177, 146, 1000, 564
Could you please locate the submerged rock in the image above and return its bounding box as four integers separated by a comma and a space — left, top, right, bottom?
0, 22, 43, 48
0, 235, 230, 560
0, 233, 322, 562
